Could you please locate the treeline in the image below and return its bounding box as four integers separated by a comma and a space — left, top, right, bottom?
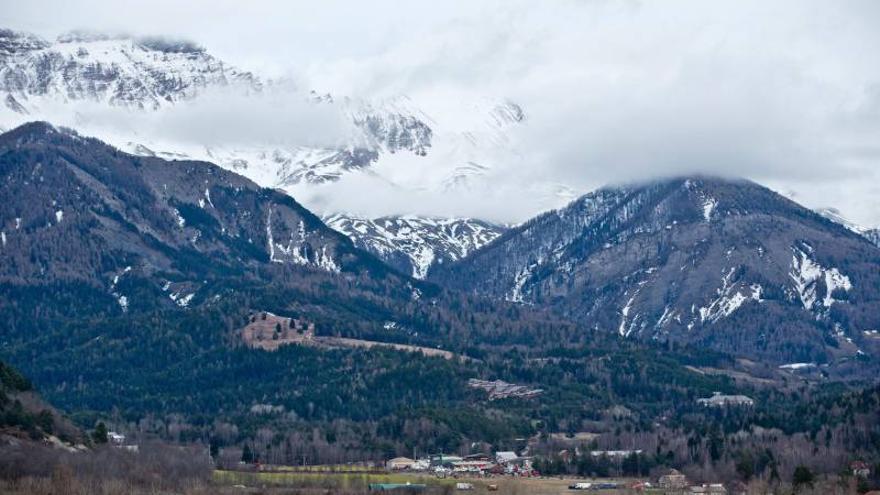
0, 362, 57, 441
0, 441, 212, 495
1, 262, 878, 480
529, 382, 880, 488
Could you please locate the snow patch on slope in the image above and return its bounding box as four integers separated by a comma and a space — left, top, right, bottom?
618, 295, 637, 337
702, 196, 717, 222
325, 214, 504, 278
696, 267, 763, 324
789, 245, 852, 310
508, 263, 538, 303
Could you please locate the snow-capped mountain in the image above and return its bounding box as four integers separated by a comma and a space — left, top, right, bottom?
0, 29, 439, 185
0, 28, 536, 217
432, 176, 880, 364
0, 29, 260, 111
323, 214, 505, 278
817, 207, 880, 248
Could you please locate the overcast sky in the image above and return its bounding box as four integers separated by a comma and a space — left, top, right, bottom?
4, 0, 880, 225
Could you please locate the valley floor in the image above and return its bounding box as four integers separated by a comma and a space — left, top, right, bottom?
209, 469, 867, 495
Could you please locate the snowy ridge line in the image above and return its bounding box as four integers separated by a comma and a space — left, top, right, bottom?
323, 213, 505, 279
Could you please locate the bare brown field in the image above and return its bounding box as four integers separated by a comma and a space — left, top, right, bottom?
213, 471, 644, 495
319, 336, 460, 360
239, 311, 462, 359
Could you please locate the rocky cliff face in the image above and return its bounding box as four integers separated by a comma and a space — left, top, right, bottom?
432, 177, 880, 364
0, 29, 260, 111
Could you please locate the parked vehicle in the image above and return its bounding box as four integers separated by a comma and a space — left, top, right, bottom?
568, 482, 592, 490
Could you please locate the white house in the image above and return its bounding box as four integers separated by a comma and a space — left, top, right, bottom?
107, 431, 126, 445
697, 392, 754, 407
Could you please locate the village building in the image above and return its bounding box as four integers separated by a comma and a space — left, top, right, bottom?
851, 460, 871, 478
464, 452, 490, 462
659, 469, 689, 489
107, 431, 125, 445
495, 451, 518, 464
451, 460, 494, 472
386, 457, 416, 470
697, 392, 755, 407
429, 454, 463, 467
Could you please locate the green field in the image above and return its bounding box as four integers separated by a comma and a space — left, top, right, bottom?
213, 469, 454, 490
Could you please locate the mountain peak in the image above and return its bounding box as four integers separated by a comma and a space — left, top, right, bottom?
0, 123, 404, 303
432, 174, 880, 364
0, 120, 62, 142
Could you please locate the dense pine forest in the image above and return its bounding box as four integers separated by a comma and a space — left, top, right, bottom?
3, 277, 880, 488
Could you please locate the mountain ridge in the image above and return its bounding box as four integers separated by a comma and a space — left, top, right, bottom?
323, 213, 506, 278
817, 206, 880, 248
432, 175, 880, 365
0, 121, 416, 316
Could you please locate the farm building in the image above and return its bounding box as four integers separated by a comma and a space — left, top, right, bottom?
107, 431, 126, 445
659, 469, 689, 489
495, 451, 518, 464
386, 457, 416, 470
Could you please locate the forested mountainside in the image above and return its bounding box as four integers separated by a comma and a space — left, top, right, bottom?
0, 122, 406, 302
0, 123, 756, 466
0, 361, 82, 446
324, 214, 505, 278
0, 123, 878, 482
432, 177, 880, 366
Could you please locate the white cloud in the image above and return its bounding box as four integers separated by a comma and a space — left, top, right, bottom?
3, 0, 880, 225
